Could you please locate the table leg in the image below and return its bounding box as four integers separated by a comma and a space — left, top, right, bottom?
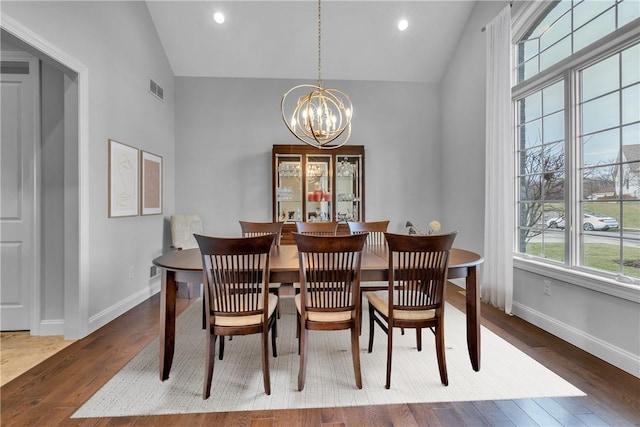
465, 266, 481, 371
159, 270, 177, 380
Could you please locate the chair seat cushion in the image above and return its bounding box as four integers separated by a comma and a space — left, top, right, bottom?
366, 291, 435, 320
294, 294, 353, 322
213, 293, 278, 327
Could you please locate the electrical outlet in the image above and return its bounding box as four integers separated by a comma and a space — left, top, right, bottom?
128, 266, 135, 279
543, 279, 551, 296
150, 265, 158, 278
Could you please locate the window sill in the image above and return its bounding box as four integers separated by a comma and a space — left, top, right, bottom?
513, 256, 640, 303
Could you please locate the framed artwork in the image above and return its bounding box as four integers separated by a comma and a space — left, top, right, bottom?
108, 139, 139, 217
141, 150, 163, 215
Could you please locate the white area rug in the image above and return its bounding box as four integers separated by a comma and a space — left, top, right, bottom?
73, 297, 584, 418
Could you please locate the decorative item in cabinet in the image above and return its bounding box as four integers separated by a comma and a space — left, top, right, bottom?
305, 155, 332, 222
272, 145, 364, 243
335, 155, 362, 222
274, 154, 302, 223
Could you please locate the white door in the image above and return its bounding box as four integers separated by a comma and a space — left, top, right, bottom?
1, 55, 39, 331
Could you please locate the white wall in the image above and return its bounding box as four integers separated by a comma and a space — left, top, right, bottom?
2, 1, 176, 336
175, 77, 444, 237
441, 0, 640, 377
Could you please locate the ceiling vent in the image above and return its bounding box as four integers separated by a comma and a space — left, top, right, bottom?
149, 78, 164, 101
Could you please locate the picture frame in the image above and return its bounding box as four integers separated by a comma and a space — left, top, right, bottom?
140, 150, 163, 215
108, 139, 139, 217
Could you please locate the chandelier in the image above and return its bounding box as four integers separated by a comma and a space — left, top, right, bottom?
281, 0, 353, 150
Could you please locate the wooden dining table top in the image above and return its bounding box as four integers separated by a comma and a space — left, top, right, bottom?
153, 244, 483, 278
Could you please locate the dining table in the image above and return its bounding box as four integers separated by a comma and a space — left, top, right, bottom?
153, 243, 484, 381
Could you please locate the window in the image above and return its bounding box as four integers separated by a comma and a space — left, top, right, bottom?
514, 0, 640, 284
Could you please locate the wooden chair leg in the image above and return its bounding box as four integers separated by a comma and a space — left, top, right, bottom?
416, 328, 422, 352
218, 336, 225, 360
262, 328, 271, 395
202, 301, 206, 330
298, 328, 308, 391
269, 287, 281, 319
204, 333, 216, 399
385, 326, 393, 389
271, 315, 278, 358
274, 304, 279, 338
359, 289, 364, 335
435, 321, 448, 386
367, 302, 375, 353
351, 324, 362, 389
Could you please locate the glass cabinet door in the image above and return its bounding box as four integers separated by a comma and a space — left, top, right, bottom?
305, 154, 332, 222
335, 155, 362, 222
275, 154, 302, 223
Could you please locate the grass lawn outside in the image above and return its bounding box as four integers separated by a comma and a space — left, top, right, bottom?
526, 242, 640, 278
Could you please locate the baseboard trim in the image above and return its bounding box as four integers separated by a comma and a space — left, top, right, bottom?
88, 283, 161, 333
512, 301, 640, 378
34, 319, 65, 336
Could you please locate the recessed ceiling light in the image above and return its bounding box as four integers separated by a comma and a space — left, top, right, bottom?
213, 12, 225, 24
398, 19, 409, 31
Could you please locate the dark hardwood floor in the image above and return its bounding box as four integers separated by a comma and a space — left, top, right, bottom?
1, 283, 639, 426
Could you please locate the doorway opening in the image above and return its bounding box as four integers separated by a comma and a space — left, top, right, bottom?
1, 25, 85, 340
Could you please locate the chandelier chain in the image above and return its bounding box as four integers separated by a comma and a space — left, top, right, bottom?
317, 0, 322, 86
280, 0, 352, 149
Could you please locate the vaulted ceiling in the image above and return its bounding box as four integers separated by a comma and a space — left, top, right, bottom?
146, 1, 477, 83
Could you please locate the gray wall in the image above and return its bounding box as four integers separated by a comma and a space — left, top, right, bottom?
41, 61, 65, 322
2, 1, 176, 334
441, 2, 502, 256
175, 77, 444, 237
441, 0, 639, 377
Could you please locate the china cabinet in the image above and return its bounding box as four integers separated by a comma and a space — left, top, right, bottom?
272, 144, 364, 243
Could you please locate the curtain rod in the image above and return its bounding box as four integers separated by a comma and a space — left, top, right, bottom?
481, 1, 513, 32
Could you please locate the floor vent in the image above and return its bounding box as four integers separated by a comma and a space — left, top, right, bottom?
149, 78, 164, 101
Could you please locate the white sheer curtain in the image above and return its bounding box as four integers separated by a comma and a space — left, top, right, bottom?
482, 5, 513, 314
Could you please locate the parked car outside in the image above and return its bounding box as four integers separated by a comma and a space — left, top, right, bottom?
546, 213, 619, 231
583, 213, 619, 231
546, 216, 565, 229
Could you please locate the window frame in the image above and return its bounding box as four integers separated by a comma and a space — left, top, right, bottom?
512, 4, 640, 303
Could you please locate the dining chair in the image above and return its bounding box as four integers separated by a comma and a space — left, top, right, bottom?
347, 220, 390, 333
292, 232, 368, 391
194, 233, 278, 399
292, 221, 340, 298
239, 221, 285, 317
170, 213, 204, 299
347, 220, 389, 246
295, 221, 339, 236
239, 221, 284, 245
366, 231, 457, 389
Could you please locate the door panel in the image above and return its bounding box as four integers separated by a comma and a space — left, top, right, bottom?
1, 59, 37, 331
